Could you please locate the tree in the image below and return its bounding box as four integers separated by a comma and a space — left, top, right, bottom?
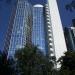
0, 51, 15, 75
15, 44, 53, 75
58, 51, 75, 75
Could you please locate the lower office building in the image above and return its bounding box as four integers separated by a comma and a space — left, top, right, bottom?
72, 19, 75, 27
64, 27, 75, 51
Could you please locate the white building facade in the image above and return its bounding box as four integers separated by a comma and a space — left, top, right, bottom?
47, 0, 67, 68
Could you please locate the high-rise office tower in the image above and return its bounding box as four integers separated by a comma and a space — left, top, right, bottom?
32, 4, 47, 55
4, 0, 32, 58
46, 0, 67, 68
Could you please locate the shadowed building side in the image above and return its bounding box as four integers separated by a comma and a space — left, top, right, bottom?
45, 3, 57, 69
3, 1, 18, 54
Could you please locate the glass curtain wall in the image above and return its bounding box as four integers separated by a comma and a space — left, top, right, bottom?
32, 4, 46, 55
8, 0, 32, 58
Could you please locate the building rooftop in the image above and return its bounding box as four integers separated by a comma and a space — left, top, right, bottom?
33, 4, 43, 7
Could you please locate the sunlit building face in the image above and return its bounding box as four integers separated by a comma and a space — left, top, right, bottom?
47, 0, 67, 68
7, 0, 32, 58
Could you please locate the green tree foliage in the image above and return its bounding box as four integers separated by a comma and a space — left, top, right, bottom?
0, 51, 15, 75
58, 51, 75, 75
15, 44, 53, 75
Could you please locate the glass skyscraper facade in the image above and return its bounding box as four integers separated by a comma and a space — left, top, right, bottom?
5, 0, 32, 58
32, 4, 47, 55
3, 0, 67, 68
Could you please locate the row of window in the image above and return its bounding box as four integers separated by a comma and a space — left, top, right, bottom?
8, 0, 31, 57
32, 7, 46, 54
